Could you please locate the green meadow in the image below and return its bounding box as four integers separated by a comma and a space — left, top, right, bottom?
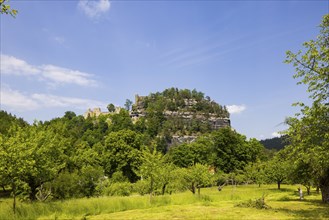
1, 184, 328, 220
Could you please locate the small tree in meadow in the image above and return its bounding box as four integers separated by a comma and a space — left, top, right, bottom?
265, 152, 289, 189
184, 164, 212, 196
137, 148, 165, 200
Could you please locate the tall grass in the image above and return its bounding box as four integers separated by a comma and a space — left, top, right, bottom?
0, 184, 327, 220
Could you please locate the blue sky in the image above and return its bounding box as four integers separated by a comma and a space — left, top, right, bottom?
1, 0, 328, 139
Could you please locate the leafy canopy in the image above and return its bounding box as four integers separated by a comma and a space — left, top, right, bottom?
284, 14, 329, 203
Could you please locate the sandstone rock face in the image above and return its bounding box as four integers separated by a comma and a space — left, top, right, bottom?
134, 95, 230, 130
170, 135, 198, 146
85, 93, 231, 147
134, 94, 231, 147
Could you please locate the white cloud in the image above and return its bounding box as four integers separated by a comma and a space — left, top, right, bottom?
0, 86, 39, 111
1, 54, 39, 76
271, 132, 282, 138
1, 54, 97, 87
31, 94, 106, 110
41, 65, 97, 86
78, 0, 110, 19
227, 105, 246, 114
1, 86, 106, 111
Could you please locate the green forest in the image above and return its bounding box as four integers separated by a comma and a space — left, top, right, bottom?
0, 88, 264, 202
0, 2, 328, 219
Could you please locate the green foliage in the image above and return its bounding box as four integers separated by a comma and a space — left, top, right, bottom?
183, 164, 213, 195
134, 88, 230, 137
51, 166, 103, 199
168, 129, 264, 172
136, 148, 165, 197
0, 88, 277, 206
287, 160, 314, 195
285, 14, 329, 203
72, 141, 100, 168
259, 135, 289, 151
0, 0, 17, 17
106, 182, 133, 196
235, 194, 270, 209
97, 177, 133, 197
219, 170, 247, 186
265, 151, 290, 189
107, 103, 116, 112
108, 109, 133, 132
96, 171, 133, 196
244, 162, 267, 186
168, 137, 212, 167
0, 185, 327, 220
286, 14, 329, 105
79, 166, 104, 197
0, 110, 27, 135
133, 179, 150, 196
0, 125, 69, 201
168, 143, 196, 167
50, 171, 82, 199
102, 129, 143, 182
210, 128, 263, 173
124, 99, 133, 111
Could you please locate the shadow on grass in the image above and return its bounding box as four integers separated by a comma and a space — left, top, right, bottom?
267, 188, 295, 193
274, 200, 329, 219
0, 190, 11, 198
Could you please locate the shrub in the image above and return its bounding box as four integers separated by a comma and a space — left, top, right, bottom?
133, 180, 150, 196
235, 194, 270, 209
51, 171, 82, 199
104, 182, 133, 196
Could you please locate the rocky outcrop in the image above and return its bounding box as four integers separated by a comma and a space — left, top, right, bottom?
85, 92, 231, 147
170, 135, 198, 146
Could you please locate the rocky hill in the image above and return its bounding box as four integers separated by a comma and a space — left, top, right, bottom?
84, 88, 231, 147
131, 88, 230, 144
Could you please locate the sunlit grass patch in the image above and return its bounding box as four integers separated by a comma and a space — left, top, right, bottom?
0, 184, 327, 220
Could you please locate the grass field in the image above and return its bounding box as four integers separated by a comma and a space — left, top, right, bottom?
0, 184, 328, 220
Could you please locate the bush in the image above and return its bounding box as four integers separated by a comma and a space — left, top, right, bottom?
235, 194, 270, 209
104, 182, 133, 196
96, 171, 133, 197
133, 180, 150, 196
51, 166, 103, 199
51, 171, 82, 199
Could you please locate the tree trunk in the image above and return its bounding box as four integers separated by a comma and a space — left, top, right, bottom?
306, 186, 310, 195
29, 186, 37, 201
28, 177, 39, 201
319, 176, 329, 203
13, 192, 16, 215
11, 182, 16, 214
316, 186, 320, 194
191, 183, 195, 194
320, 184, 329, 203
277, 181, 281, 190
161, 183, 167, 195
150, 178, 154, 202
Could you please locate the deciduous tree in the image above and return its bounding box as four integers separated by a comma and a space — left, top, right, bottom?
285, 14, 329, 203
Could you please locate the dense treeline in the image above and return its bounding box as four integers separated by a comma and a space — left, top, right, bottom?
0, 111, 28, 135
0, 107, 268, 208
260, 136, 288, 151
